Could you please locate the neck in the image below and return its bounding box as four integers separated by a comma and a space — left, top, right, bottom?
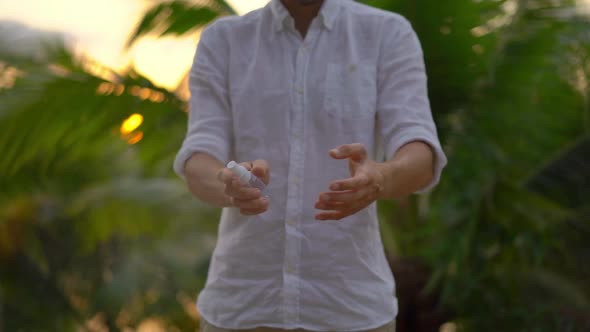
280, 0, 324, 38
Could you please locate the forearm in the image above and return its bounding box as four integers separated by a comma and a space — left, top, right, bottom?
184, 152, 231, 207
376, 141, 435, 200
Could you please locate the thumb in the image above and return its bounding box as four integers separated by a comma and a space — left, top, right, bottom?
251, 167, 265, 180
329, 143, 368, 162
251, 159, 270, 184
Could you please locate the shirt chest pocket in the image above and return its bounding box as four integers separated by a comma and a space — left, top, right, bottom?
323, 63, 377, 119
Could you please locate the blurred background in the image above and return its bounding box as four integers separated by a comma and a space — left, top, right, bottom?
0, 0, 589, 331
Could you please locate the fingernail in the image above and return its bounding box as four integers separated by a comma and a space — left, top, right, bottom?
321, 195, 330, 202
330, 184, 339, 191
331, 149, 343, 157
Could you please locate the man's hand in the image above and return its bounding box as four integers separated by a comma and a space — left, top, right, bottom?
315, 143, 385, 221
217, 160, 270, 216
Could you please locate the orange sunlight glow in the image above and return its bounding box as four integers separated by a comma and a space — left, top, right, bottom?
126, 131, 144, 145
97, 82, 167, 102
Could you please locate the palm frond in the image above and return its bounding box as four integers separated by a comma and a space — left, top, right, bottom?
126, 0, 236, 48
0, 40, 187, 188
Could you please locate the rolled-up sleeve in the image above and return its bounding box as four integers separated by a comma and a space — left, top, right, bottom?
376, 17, 447, 193
173, 23, 232, 180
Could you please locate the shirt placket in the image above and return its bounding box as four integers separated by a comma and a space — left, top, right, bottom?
282, 20, 322, 326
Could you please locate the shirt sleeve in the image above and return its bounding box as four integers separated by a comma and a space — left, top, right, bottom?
173, 23, 233, 180
376, 17, 447, 193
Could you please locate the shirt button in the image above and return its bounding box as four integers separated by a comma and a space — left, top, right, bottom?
287, 219, 296, 226
296, 87, 304, 95
292, 175, 300, 184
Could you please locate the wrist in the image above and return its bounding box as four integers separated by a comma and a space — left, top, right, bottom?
375, 160, 402, 200
374, 162, 388, 200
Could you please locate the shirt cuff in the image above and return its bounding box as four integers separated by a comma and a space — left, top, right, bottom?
173, 139, 229, 181
384, 131, 447, 194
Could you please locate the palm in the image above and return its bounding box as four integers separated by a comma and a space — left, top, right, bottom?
126, 0, 236, 47
1, 0, 236, 329
348, 158, 364, 177
0, 20, 218, 332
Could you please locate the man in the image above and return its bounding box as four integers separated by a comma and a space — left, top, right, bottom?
173, 0, 447, 331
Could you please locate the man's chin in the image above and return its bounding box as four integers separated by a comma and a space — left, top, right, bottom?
296, 0, 323, 6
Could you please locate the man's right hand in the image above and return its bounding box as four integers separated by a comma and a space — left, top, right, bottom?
217, 160, 270, 215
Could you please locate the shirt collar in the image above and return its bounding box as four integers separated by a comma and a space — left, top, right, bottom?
270, 0, 340, 32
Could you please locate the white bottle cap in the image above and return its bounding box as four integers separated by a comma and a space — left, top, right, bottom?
227, 161, 251, 184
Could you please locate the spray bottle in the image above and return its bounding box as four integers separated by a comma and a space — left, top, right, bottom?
227, 161, 268, 196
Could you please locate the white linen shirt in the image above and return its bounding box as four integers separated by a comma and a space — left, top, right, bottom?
174, 0, 447, 330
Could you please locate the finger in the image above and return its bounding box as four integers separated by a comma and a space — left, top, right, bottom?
240, 161, 253, 171
234, 197, 269, 211
218, 168, 235, 185
314, 199, 348, 211
240, 200, 269, 215
315, 210, 349, 221
251, 159, 270, 185
318, 189, 368, 204
225, 179, 262, 200
240, 207, 268, 216
329, 143, 367, 162
329, 174, 370, 191
316, 204, 366, 221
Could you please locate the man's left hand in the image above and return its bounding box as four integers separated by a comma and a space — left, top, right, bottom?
315, 143, 385, 221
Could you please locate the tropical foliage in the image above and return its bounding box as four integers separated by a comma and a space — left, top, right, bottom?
0, 0, 589, 331
365, 0, 590, 330
0, 1, 229, 330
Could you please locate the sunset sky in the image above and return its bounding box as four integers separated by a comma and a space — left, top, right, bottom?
1, 0, 589, 90
0, 0, 270, 89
